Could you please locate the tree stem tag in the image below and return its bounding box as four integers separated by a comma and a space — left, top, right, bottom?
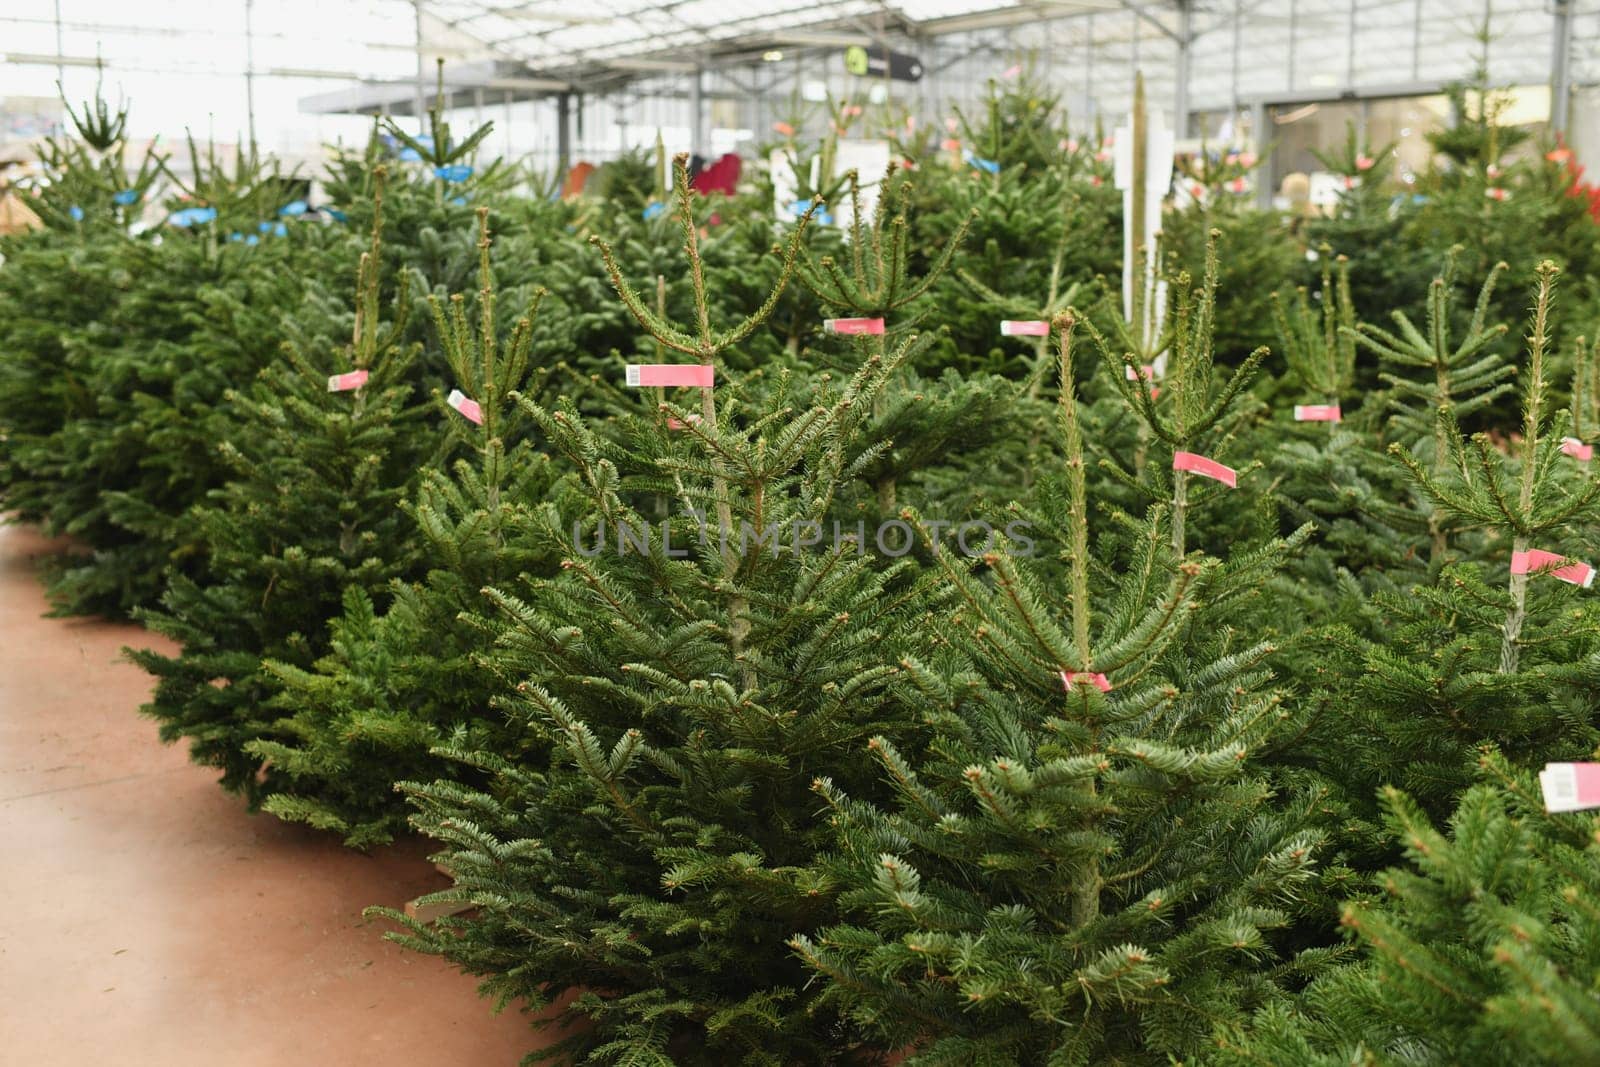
446, 389, 483, 425
824, 318, 885, 335
1511, 549, 1595, 587
1172, 451, 1237, 488
327, 369, 368, 393
1541, 763, 1600, 812
1000, 320, 1050, 336
1294, 404, 1341, 422
626, 364, 714, 388
1060, 670, 1111, 693
1562, 437, 1593, 462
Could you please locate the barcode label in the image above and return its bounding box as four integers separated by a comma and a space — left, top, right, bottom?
1542, 763, 1600, 812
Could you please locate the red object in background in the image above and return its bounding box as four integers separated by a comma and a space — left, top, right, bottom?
562, 161, 595, 199
1551, 135, 1600, 223
690, 152, 741, 196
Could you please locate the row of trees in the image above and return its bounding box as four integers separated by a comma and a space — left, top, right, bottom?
5, 72, 1600, 1063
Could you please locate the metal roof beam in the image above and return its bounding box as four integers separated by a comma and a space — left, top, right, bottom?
1119, 0, 1184, 43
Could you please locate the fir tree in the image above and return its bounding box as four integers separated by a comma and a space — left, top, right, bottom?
1390, 262, 1600, 671
1085, 231, 1269, 556
1264, 252, 1415, 580
1354, 249, 1514, 562
130, 170, 426, 800
382, 59, 498, 205
1221, 750, 1600, 1066
1302, 121, 1432, 334
371, 160, 961, 1063
27, 72, 166, 230
1294, 262, 1600, 822
793, 316, 1331, 1064
251, 208, 558, 846
793, 167, 1015, 517
1273, 250, 1357, 432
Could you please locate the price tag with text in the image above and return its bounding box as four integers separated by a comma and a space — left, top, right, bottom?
626, 364, 715, 388
1541, 763, 1600, 812
1511, 549, 1595, 588
327, 370, 368, 393
446, 388, 483, 425
1172, 451, 1237, 488
824, 318, 885, 336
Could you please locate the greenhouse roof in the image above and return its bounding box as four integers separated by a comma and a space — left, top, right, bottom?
418, 0, 1170, 89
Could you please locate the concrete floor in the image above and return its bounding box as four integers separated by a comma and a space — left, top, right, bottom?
0, 523, 540, 1066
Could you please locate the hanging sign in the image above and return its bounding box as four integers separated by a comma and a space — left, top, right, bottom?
843, 45, 923, 83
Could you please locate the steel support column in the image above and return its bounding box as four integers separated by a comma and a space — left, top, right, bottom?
1252, 98, 1270, 209
557, 92, 572, 175
245, 0, 257, 148
1174, 0, 1192, 137
1552, 0, 1575, 134
413, 0, 426, 125
690, 66, 706, 157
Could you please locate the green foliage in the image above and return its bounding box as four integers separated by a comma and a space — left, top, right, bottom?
1222, 750, 1600, 1066
795, 320, 1333, 1064
14, 66, 1600, 1067
251, 210, 561, 846
131, 177, 429, 801
372, 173, 944, 1062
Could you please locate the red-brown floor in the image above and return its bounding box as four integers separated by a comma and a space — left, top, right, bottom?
0, 524, 540, 1066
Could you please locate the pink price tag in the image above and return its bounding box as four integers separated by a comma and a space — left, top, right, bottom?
626, 364, 715, 388
327, 369, 369, 393
1510, 549, 1595, 588
1060, 670, 1111, 693
1541, 763, 1600, 812
1562, 437, 1593, 462
446, 388, 483, 425
1172, 451, 1237, 488
1294, 404, 1342, 422
1000, 320, 1050, 337
824, 317, 886, 336
665, 414, 703, 431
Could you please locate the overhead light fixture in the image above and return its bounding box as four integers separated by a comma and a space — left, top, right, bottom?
762, 50, 784, 62
268, 67, 362, 80
3, 52, 105, 68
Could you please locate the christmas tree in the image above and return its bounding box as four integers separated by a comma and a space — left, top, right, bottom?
250, 208, 559, 846
130, 171, 427, 800
1221, 750, 1600, 1066
1288, 261, 1600, 830
794, 315, 1333, 1063
1084, 230, 1269, 557
792, 166, 1019, 518
373, 160, 958, 1062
